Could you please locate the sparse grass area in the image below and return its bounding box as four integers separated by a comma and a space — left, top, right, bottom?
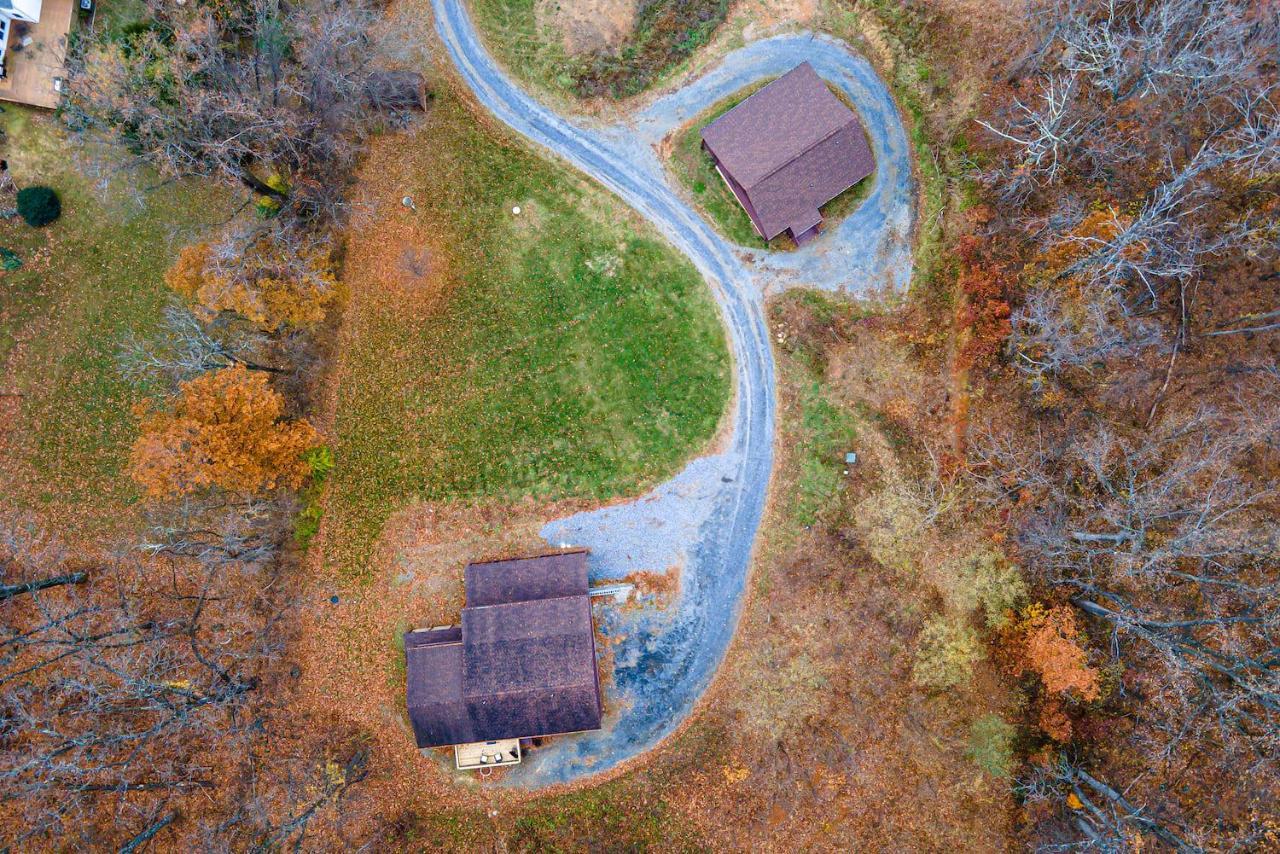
650, 289, 1015, 848
0, 107, 229, 526
387, 759, 710, 849
471, 0, 730, 100
91, 0, 150, 35
790, 375, 858, 526
321, 86, 730, 580
507, 784, 704, 851
568, 0, 730, 99
667, 80, 875, 250
827, 0, 982, 293
468, 0, 571, 94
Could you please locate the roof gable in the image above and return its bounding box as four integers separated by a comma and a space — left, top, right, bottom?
462, 596, 597, 695
746, 121, 874, 239
465, 550, 589, 606
700, 62, 857, 189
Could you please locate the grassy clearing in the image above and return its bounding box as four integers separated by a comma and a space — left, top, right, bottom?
86, 0, 149, 36
468, 0, 570, 94
391, 771, 708, 849
322, 86, 730, 580
667, 80, 875, 250
0, 107, 228, 524
470, 0, 730, 100
770, 291, 865, 530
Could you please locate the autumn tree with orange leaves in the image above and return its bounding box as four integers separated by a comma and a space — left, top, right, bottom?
1006, 603, 1101, 742
166, 228, 340, 332
130, 365, 319, 499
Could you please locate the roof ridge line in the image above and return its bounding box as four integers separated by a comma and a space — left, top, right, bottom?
466, 547, 588, 567
462, 593, 590, 613
746, 122, 849, 189
461, 683, 598, 700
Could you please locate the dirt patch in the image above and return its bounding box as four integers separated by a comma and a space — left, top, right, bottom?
734, 0, 818, 31
621, 565, 680, 609
535, 0, 638, 56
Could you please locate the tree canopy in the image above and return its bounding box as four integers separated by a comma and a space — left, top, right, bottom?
69, 0, 408, 223
130, 365, 319, 498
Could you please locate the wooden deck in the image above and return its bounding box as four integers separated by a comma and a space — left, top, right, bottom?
0, 0, 76, 109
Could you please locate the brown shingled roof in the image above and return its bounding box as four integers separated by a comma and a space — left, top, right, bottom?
465, 549, 589, 607
700, 62, 875, 242
404, 551, 603, 749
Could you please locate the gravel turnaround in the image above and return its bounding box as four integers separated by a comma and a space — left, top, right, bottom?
431, 0, 913, 787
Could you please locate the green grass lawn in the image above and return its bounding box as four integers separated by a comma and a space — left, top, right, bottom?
667, 80, 877, 250
468, 0, 573, 95
322, 88, 731, 579
0, 107, 229, 525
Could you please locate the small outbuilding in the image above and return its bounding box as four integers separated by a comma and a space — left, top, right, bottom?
700, 62, 874, 244
404, 550, 603, 769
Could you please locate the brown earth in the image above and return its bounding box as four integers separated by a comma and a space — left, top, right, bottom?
535, 0, 638, 55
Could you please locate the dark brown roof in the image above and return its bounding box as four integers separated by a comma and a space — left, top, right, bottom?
405, 641, 469, 746
465, 550, 589, 607
405, 552, 603, 749
700, 62, 875, 241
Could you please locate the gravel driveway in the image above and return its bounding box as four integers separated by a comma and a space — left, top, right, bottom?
432, 0, 914, 787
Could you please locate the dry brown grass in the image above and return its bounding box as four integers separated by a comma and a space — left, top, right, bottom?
655, 294, 1014, 851
535, 0, 638, 55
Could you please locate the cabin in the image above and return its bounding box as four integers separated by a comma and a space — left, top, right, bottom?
404, 550, 603, 770
0, 0, 76, 109
700, 62, 874, 245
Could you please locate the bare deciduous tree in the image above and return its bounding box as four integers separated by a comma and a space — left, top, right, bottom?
68, 0, 417, 225
119, 302, 276, 388
0, 509, 288, 848
974, 399, 1280, 842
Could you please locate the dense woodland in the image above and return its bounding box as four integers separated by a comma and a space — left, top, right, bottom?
0, 0, 1277, 849
969, 0, 1279, 847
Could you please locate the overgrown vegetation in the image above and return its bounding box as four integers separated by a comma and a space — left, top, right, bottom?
9, 0, 1276, 847
471, 0, 731, 100
322, 86, 730, 579
2, 0, 416, 846
964, 0, 1280, 847
967, 714, 1016, 778
667, 80, 875, 249
567, 0, 731, 98
824, 0, 982, 292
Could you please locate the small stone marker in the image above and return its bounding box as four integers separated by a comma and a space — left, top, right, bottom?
401, 195, 416, 211
845, 451, 858, 465
512, 205, 522, 215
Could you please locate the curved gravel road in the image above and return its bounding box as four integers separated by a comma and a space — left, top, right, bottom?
431, 0, 913, 787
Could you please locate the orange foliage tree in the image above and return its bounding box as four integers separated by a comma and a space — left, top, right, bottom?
165, 229, 339, 331
1008, 603, 1102, 741
130, 365, 320, 498
955, 236, 1013, 370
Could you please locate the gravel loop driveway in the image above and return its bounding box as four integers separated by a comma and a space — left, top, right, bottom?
431, 0, 913, 787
